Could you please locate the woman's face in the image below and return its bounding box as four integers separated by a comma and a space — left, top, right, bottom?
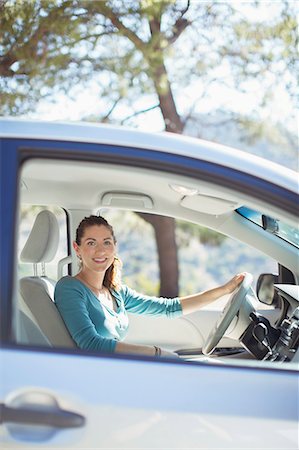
73, 224, 116, 274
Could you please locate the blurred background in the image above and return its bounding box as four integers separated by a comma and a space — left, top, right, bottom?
3, 0, 297, 296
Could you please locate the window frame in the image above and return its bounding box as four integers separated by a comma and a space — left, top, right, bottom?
237, 206, 299, 249
1, 137, 297, 365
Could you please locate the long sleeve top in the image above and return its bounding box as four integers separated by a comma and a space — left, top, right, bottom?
54, 276, 182, 353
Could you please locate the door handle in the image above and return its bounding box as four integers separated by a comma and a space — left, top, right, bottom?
0, 403, 85, 428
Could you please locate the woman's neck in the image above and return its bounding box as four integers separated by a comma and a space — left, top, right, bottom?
76, 269, 105, 291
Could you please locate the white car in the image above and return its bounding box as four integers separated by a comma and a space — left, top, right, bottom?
0, 119, 298, 449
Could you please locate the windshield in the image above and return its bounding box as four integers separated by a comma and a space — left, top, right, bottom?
237, 207, 299, 248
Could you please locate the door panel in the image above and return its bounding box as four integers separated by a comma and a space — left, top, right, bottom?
1, 348, 298, 449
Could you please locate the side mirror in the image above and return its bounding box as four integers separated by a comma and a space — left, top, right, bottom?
256, 273, 279, 306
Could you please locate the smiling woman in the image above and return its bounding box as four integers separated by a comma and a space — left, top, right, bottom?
74, 216, 119, 284
54, 214, 244, 358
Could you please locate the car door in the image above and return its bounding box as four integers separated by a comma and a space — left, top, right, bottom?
1, 133, 298, 449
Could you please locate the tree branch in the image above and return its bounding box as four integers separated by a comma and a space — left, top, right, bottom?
101, 98, 121, 122
94, 3, 145, 52
176, 0, 191, 19
120, 104, 160, 125
167, 17, 190, 45
168, 0, 192, 45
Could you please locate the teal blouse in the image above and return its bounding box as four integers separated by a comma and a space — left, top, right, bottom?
54, 276, 182, 353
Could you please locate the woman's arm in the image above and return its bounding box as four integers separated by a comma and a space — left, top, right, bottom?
180, 273, 244, 315
122, 285, 182, 318
115, 274, 244, 357
115, 341, 177, 358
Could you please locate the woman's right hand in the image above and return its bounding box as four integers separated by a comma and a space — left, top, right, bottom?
115, 341, 180, 358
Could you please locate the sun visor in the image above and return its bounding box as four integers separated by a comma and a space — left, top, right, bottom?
181, 194, 238, 215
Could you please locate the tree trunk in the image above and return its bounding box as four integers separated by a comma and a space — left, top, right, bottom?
137, 213, 179, 298
139, 55, 184, 296
153, 61, 184, 134
112, 13, 185, 296
135, 65, 182, 295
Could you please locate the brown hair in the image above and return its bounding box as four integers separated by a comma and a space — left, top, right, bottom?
76, 215, 122, 291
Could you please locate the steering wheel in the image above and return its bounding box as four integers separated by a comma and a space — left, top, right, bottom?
202, 272, 253, 355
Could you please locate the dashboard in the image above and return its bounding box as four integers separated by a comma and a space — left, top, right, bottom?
179, 282, 299, 365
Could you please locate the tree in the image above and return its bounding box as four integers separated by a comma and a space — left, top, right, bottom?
1, 1, 296, 120
1, 0, 297, 295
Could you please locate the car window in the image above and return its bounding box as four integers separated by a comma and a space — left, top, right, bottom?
14, 151, 295, 370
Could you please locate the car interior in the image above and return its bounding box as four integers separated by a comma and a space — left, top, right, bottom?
15, 155, 299, 368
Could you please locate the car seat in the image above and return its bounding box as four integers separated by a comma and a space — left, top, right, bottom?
19, 210, 76, 347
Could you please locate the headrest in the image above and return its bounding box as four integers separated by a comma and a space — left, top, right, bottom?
21, 210, 59, 263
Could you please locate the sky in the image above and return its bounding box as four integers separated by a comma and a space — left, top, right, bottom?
25, 75, 295, 136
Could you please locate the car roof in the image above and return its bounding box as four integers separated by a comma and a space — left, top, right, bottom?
0, 118, 297, 193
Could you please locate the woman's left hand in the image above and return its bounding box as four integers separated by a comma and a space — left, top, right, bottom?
223, 273, 245, 295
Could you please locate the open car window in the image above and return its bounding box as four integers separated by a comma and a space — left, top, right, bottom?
16, 153, 295, 370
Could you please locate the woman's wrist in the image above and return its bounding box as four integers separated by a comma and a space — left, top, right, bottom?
220, 284, 230, 296
153, 345, 161, 357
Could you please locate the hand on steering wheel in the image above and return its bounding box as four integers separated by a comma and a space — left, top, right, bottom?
202, 272, 253, 355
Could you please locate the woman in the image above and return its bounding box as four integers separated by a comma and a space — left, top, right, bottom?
55, 215, 244, 357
